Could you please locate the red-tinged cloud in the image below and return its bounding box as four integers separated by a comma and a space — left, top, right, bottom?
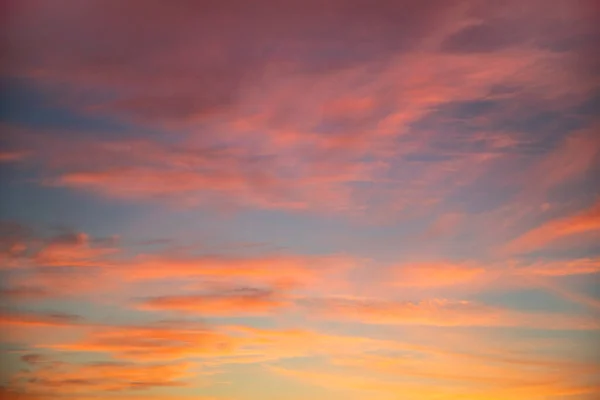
299, 297, 599, 329
504, 199, 600, 254
136, 288, 288, 316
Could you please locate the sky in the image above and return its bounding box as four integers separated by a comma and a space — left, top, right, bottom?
0, 0, 599, 399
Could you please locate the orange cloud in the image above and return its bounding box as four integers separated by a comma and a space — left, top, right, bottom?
33, 232, 117, 267
504, 199, 600, 254
0, 387, 224, 400
0, 310, 89, 345
299, 296, 599, 329
137, 288, 288, 316
0, 286, 52, 301
119, 254, 353, 290
0, 228, 117, 270
268, 361, 600, 400
0, 224, 354, 303
391, 262, 486, 287
332, 343, 600, 387
2, 3, 599, 399
10, 359, 196, 394
0, 310, 82, 328
387, 258, 600, 293
225, 325, 407, 361
50, 324, 239, 361
45, 321, 407, 366
512, 257, 600, 277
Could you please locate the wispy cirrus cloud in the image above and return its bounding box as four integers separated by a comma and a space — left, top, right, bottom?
2, 1, 598, 215
299, 296, 599, 329
9, 357, 197, 395
267, 355, 600, 400
503, 199, 600, 254
135, 288, 288, 316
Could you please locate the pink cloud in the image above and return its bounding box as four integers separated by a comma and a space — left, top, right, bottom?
3, 0, 597, 217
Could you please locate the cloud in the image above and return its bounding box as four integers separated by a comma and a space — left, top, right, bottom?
3, 128, 380, 211
523, 275, 600, 312
48, 323, 239, 361
387, 258, 600, 292
0, 223, 354, 304
504, 199, 600, 254
4, 0, 454, 93
0, 226, 121, 300
20, 353, 49, 365
440, 21, 524, 54
0, 221, 33, 266
136, 287, 288, 316
0, 309, 83, 328
1, 2, 599, 398
523, 123, 600, 197
299, 296, 599, 329
225, 325, 407, 361
331, 350, 597, 389
0, 150, 30, 162
0, 286, 52, 301
267, 361, 600, 400
9, 358, 196, 395
391, 262, 486, 287
33, 231, 117, 267
118, 254, 354, 291
512, 257, 600, 277
3, 0, 597, 215
0, 225, 117, 270
0, 389, 224, 400
47, 321, 404, 364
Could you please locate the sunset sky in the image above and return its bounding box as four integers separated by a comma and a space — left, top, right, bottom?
1, 1, 599, 399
